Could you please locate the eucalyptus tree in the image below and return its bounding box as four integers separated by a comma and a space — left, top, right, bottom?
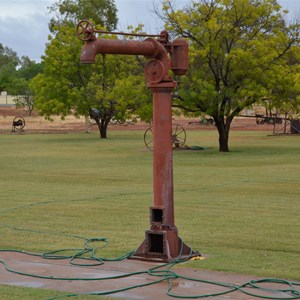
30, 23, 149, 138
161, 0, 300, 151
31, 25, 133, 137
48, 0, 118, 32
0, 43, 19, 91
9, 56, 43, 115
31, 0, 149, 138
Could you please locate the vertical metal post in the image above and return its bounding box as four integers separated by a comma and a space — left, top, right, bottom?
152, 85, 174, 226
131, 83, 199, 261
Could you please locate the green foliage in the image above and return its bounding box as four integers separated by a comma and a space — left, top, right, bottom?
0, 43, 19, 68
9, 57, 43, 97
31, 0, 153, 138
110, 74, 152, 122
0, 44, 19, 91
262, 41, 300, 117
16, 56, 44, 81
31, 23, 151, 137
39, 0, 120, 132
30, 25, 86, 119
0, 44, 43, 114
0, 62, 16, 92
49, 0, 118, 32
163, 0, 300, 151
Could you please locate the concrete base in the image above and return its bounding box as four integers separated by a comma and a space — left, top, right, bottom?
0, 251, 297, 299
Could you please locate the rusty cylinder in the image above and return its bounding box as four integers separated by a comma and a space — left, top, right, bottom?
80, 38, 165, 64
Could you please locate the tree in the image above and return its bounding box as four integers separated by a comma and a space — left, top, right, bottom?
161, 0, 300, 151
48, 0, 118, 32
83, 51, 147, 138
0, 45, 42, 115
30, 23, 149, 138
111, 74, 152, 123
260, 37, 300, 119
31, 0, 117, 138
0, 43, 19, 68
0, 43, 19, 91
30, 24, 91, 118
31, 0, 152, 138
9, 56, 43, 115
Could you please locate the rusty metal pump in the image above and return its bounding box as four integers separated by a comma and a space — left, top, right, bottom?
77, 20, 199, 262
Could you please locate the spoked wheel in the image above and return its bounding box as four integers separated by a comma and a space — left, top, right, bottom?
12, 116, 25, 132
144, 124, 186, 151
76, 20, 95, 41
172, 124, 186, 148
144, 126, 154, 150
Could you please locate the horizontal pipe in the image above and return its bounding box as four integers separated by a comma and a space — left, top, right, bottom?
80, 38, 164, 64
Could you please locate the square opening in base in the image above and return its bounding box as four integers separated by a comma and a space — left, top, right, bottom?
147, 232, 164, 253
151, 208, 163, 223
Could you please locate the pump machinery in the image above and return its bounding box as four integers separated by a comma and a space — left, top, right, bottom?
77, 20, 200, 261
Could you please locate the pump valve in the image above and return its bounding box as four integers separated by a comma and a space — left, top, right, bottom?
77, 20, 167, 42
76, 20, 96, 41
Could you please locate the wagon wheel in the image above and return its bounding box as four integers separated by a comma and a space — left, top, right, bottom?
172, 124, 186, 148
144, 126, 154, 150
144, 124, 187, 151
76, 20, 95, 41
12, 116, 25, 131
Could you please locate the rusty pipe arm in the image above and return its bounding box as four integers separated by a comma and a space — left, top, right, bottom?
80, 38, 166, 64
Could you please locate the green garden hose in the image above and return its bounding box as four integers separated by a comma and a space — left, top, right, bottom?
0, 200, 299, 299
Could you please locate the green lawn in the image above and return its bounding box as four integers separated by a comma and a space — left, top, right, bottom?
0, 129, 299, 299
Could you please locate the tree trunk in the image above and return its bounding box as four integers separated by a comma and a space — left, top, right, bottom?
96, 118, 109, 139
100, 125, 107, 138
214, 118, 232, 152
84, 115, 91, 133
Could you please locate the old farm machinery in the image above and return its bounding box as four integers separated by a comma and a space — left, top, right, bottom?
255, 114, 283, 125
253, 113, 300, 134
11, 116, 25, 133
144, 123, 187, 150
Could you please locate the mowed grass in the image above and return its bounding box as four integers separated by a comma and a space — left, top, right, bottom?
0, 129, 299, 299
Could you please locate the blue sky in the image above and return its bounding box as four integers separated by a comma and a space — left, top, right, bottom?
0, 0, 299, 62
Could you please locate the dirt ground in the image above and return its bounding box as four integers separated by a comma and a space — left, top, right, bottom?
0, 106, 274, 134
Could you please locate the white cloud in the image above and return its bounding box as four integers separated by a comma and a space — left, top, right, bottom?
0, 15, 50, 61
0, 0, 54, 61
0, 0, 53, 17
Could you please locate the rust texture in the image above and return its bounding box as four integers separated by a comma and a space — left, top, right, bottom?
77, 20, 199, 261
